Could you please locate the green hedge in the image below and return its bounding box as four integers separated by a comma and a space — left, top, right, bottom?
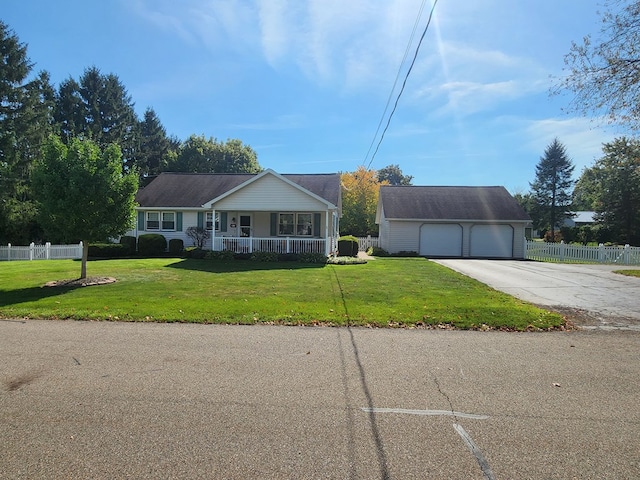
338, 235, 359, 257
88, 243, 128, 258
138, 234, 167, 256
119, 236, 137, 255
169, 238, 184, 254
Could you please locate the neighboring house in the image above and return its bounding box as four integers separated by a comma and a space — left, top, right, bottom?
376, 185, 531, 258
129, 169, 341, 255
563, 211, 596, 228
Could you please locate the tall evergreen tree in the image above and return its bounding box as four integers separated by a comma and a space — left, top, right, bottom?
530, 138, 575, 239
136, 107, 171, 184
0, 21, 55, 243
54, 66, 139, 171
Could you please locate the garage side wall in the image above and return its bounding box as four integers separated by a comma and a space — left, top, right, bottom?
382, 220, 421, 254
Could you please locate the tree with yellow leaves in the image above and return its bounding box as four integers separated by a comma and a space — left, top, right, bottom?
340, 166, 388, 236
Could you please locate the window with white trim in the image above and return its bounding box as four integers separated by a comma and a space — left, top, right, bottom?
146, 211, 176, 231
206, 212, 220, 231
279, 213, 313, 236
146, 212, 160, 230
162, 212, 175, 230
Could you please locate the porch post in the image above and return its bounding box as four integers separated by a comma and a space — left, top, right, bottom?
325, 211, 330, 255
211, 208, 216, 251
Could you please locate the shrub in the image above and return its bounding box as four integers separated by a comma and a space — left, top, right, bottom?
367, 246, 389, 256
169, 238, 184, 254
278, 253, 299, 262
298, 252, 328, 264
543, 230, 563, 243
205, 250, 235, 261
250, 251, 279, 262
88, 243, 128, 258
138, 233, 167, 256
394, 251, 419, 257
185, 247, 206, 259
119, 235, 137, 255
185, 226, 210, 249
338, 235, 359, 257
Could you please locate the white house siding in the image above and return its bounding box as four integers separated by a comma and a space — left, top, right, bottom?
383, 220, 421, 253
215, 174, 328, 211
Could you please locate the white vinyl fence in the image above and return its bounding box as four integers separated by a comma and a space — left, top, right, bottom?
526, 240, 640, 265
0, 242, 83, 261
356, 236, 380, 251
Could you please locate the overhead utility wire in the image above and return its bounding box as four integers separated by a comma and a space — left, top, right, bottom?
365, 0, 440, 170
361, 0, 428, 167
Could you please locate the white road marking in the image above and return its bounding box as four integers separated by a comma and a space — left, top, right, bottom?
361, 407, 489, 420
453, 423, 496, 480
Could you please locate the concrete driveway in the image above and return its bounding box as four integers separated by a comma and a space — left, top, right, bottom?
433, 260, 640, 329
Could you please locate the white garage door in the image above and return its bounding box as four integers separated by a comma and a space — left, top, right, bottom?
420, 224, 463, 257
470, 224, 513, 258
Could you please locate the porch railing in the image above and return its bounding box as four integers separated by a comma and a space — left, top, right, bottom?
212, 237, 329, 255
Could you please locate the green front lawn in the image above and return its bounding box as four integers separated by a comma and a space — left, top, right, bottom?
0, 257, 563, 330
614, 270, 640, 277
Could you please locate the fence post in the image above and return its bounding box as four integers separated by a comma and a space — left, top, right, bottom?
598, 243, 605, 263
29, 242, 34, 261
624, 244, 630, 265
79, 241, 83, 259
7, 243, 11, 261
46, 242, 51, 260
560, 241, 565, 262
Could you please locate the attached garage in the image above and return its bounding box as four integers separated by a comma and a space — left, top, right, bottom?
376, 186, 531, 259
420, 224, 462, 257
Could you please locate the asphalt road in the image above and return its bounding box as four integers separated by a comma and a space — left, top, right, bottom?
2, 320, 639, 479
433, 260, 640, 329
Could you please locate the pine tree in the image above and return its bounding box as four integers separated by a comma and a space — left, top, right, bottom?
530, 138, 575, 240
0, 21, 55, 243
136, 108, 171, 184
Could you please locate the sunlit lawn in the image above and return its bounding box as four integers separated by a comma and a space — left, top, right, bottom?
0, 257, 563, 330
614, 269, 640, 277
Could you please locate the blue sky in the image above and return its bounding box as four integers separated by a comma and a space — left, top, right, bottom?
3, 0, 619, 192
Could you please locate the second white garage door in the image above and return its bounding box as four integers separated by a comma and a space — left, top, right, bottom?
470, 224, 513, 258
420, 224, 463, 257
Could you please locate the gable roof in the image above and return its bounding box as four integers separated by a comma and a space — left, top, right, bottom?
378, 185, 530, 222
135, 171, 341, 208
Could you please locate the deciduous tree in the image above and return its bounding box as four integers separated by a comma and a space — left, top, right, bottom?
170, 134, 261, 173
377, 164, 413, 185
554, 0, 640, 131
32, 137, 138, 279
340, 166, 387, 236
588, 137, 640, 245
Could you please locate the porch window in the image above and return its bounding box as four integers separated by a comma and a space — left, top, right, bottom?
296, 213, 313, 236
206, 212, 220, 231
162, 212, 175, 230
146, 212, 160, 230
278, 213, 314, 236
279, 213, 295, 235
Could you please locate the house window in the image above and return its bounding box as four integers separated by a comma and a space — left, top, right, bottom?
146, 211, 176, 231
162, 212, 175, 230
297, 213, 313, 236
278, 213, 313, 236
279, 213, 295, 235
206, 212, 220, 231
146, 212, 160, 230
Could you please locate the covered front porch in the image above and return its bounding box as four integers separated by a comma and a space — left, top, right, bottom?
207, 209, 339, 256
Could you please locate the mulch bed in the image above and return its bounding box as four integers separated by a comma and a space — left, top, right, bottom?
43, 277, 116, 288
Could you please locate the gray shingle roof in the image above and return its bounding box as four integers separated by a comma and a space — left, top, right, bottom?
379, 186, 530, 221
136, 172, 341, 208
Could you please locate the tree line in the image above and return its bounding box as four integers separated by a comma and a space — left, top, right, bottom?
518, 137, 640, 246
0, 20, 260, 245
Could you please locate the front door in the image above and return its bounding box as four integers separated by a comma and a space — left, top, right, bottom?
240, 215, 252, 237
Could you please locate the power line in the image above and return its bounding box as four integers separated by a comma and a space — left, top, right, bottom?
364, 0, 440, 171
362, 0, 429, 167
